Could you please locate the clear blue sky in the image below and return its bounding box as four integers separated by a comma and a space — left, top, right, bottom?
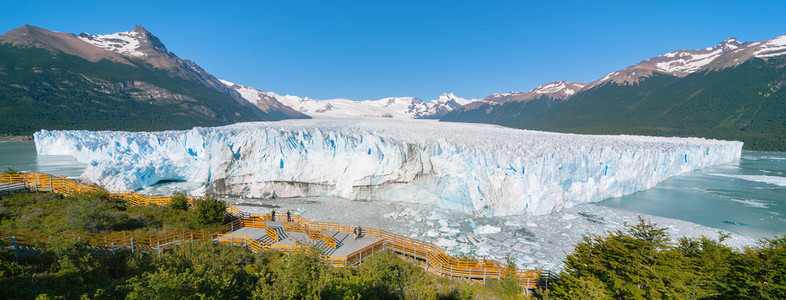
2, 0, 785, 101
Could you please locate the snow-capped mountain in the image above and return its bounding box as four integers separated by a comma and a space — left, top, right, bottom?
483, 81, 586, 104
0, 24, 308, 136
218, 80, 308, 119
221, 81, 478, 119
442, 32, 786, 151
419, 93, 478, 119
78, 28, 150, 57
585, 34, 786, 90
76, 25, 246, 103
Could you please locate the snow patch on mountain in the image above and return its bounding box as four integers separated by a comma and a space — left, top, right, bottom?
585, 34, 786, 91
754, 34, 786, 58
653, 38, 741, 74
78, 30, 145, 57
481, 81, 586, 104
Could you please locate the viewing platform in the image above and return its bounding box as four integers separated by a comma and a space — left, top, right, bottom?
217, 217, 386, 267
228, 221, 382, 257
1, 172, 553, 290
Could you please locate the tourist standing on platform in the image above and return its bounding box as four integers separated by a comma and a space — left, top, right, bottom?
271, 209, 275, 221
287, 210, 291, 222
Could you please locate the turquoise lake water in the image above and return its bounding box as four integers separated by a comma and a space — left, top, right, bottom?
1, 140, 784, 239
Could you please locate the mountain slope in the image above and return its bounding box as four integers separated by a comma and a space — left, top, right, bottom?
441, 81, 584, 123
513, 57, 786, 150
442, 34, 786, 151
0, 25, 305, 135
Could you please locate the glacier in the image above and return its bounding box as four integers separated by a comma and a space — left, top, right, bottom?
34, 119, 743, 216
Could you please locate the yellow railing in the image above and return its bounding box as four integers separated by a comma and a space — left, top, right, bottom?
265, 226, 279, 242
0, 224, 237, 255
0, 172, 551, 289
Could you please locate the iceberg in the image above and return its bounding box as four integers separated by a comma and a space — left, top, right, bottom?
34, 119, 742, 216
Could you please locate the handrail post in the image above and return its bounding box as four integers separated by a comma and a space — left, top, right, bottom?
11, 235, 19, 263
131, 237, 135, 253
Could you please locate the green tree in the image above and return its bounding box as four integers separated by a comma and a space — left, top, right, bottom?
550, 217, 695, 299
720, 236, 786, 299
193, 195, 227, 225
253, 245, 326, 299
125, 242, 257, 300
168, 190, 189, 211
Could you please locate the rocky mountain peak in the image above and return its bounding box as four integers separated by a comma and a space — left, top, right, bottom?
481, 81, 585, 104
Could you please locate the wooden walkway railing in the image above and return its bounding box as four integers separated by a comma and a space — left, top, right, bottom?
0, 172, 552, 289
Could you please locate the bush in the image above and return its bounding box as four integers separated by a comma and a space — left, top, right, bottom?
550, 217, 696, 299
125, 242, 257, 300
168, 191, 189, 211
193, 195, 227, 225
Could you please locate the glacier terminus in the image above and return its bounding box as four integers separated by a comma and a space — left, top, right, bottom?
34, 119, 743, 216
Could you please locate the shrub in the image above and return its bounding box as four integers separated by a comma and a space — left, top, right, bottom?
193, 195, 226, 225
168, 190, 189, 211
125, 242, 256, 300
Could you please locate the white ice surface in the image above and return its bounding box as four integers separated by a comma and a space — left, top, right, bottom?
34, 119, 742, 216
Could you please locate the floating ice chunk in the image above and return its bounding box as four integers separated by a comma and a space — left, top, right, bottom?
562, 214, 578, 220
439, 226, 461, 237
512, 243, 531, 253
436, 238, 458, 248
468, 218, 477, 229
504, 220, 522, 227
438, 219, 449, 228
474, 225, 502, 234
427, 212, 445, 221
711, 174, 786, 187
426, 229, 440, 237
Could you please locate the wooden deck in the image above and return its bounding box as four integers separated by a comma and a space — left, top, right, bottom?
226, 221, 382, 257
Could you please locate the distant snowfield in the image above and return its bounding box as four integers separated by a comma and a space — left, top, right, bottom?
219, 79, 477, 119
34, 118, 743, 216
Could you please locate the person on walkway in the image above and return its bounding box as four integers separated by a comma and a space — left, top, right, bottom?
355, 226, 362, 240
287, 210, 291, 222
271, 209, 276, 221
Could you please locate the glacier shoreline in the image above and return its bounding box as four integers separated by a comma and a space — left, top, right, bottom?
34, 119, 743, 216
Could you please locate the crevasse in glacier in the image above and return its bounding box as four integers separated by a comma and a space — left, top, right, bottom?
34, 119, 743, 216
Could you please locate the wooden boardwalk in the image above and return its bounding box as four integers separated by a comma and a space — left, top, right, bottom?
0, 182, 27, 194
0, 172, 553, 290
226, 221, 383, 258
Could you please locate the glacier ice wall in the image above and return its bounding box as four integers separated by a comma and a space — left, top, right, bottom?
34, 119, 743, 216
